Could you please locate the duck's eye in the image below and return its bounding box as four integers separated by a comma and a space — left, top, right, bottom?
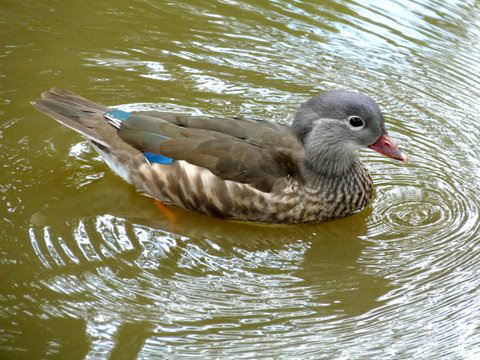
348, 116, 364, 129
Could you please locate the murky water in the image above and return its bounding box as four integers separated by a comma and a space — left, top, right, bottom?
1, 0, 480, 358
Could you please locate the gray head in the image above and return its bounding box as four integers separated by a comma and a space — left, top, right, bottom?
292, 90, 406, 175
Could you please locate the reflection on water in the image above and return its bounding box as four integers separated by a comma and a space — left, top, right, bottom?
27, 178, 388, 357
2, 0, 480, 358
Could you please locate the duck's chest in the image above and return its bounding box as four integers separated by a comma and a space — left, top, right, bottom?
267, 168, 374, 223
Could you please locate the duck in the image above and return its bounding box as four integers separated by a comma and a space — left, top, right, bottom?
31, 88, 407, 223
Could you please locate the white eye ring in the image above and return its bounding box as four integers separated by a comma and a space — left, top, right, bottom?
348, 115, 364, 129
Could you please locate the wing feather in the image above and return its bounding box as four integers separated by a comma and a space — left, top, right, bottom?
116, 113, 304, 192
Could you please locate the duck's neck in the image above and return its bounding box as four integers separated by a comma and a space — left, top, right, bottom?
302, 152, 373, 214
302, 154, 366, 190
304, 145, 360, 177
302, 129, 361, 178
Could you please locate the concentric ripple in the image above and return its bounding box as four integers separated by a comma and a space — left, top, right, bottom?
369, 124, 480, 245
388, 200, 444, 228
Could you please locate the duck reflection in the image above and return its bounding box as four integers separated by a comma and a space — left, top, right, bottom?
32, 175, 392, 319
27, 175, 394, 357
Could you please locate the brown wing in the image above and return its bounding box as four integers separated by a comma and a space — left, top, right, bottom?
117, 112, 304, 192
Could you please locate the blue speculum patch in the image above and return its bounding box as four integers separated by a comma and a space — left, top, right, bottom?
105, 109, 131, 121
144, 152, 175, 164
105, 109, 175, 165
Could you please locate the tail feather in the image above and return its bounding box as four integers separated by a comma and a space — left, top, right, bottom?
31, 88, 110, 148
40, 87, 108, 112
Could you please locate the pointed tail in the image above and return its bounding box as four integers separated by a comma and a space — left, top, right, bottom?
31, 88, 110, 147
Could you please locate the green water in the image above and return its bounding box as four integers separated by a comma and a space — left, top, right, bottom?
1, 0, 480, 358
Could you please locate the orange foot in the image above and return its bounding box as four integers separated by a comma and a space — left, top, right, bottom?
153, 200, 178, 231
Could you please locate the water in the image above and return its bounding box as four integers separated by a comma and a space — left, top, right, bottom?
1, 0, 480, 358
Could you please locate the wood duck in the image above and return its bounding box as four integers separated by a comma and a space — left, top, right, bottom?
32, 88, 407, 223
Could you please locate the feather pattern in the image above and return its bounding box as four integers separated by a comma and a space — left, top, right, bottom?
30, 88, 406, 223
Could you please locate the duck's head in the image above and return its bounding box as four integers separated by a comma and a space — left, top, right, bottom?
292, 90, 407, 174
